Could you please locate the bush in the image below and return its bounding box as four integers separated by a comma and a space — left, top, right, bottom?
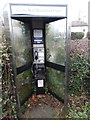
69, 53, 90, 95
71, 32, 84, 40
86, 32, 90, 39
68, 101, 89, 118
68, 39, 90, 119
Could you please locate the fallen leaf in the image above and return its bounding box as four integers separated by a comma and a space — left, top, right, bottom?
32, 95, 37, 101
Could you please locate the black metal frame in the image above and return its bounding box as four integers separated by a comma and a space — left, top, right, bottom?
46, 61, 65, 72
17, 62, 32, 75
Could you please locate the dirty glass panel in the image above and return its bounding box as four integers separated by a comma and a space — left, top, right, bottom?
46, 19, 66, 65
47, 68, 64, 99
11, 19, 32, 67
17, 69, 33, 105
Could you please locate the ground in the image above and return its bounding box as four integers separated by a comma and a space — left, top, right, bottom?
22, 94, 64, 118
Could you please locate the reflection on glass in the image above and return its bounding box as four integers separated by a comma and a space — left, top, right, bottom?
12, 19, 32, 67
46, 19, 66, 65
17, 69, 33, 104
47, 68, 64, 99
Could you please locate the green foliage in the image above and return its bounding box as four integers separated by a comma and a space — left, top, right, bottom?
69, 54, 90, 95
68, 39, 90, 119
69, 101, 89, 118
2, 35, 17, 119
87, 32, 90, 39
71, 32, 84, 40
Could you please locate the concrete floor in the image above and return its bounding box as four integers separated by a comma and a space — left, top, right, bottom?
22, 94, 64, 118
23, 103, 56, 118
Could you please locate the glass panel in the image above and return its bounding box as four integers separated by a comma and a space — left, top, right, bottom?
47, 68, 64, 99
17, 69, 33, 105
11, 19, 32, 67
46, 19, 66, 65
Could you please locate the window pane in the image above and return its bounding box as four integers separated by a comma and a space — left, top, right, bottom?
47, 68, 64, 99
17, 69, 33, 104
46, 19, 66, 65
12, 19, 32, 67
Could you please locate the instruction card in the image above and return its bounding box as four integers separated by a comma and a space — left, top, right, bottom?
38, 80, 44, 87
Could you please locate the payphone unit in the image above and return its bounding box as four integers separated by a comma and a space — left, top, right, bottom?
33, 30, 45, 94
32, 20, 45, 94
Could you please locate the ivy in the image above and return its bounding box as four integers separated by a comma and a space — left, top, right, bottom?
69, 49, 90, 95
1, 26, 17, 119
68, 39, 90, 118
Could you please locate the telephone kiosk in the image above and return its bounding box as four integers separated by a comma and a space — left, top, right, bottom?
4, 3, 67, 95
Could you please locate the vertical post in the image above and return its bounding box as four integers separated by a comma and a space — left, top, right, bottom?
0, 16, 3, 119
88, 1, 90, 39
64, 5, 69, 117
88, 2, 90, 61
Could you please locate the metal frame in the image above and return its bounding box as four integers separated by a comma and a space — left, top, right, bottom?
46, 61, 65, 72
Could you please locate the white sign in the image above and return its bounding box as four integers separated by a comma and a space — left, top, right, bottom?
34, 30, 43, 37
11, 4, 66, 17
38, 80, 44, 87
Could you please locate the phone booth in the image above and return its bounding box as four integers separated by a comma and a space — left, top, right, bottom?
3, 3, 68, 118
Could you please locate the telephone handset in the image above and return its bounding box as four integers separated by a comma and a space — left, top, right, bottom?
34, 51, 38, 60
